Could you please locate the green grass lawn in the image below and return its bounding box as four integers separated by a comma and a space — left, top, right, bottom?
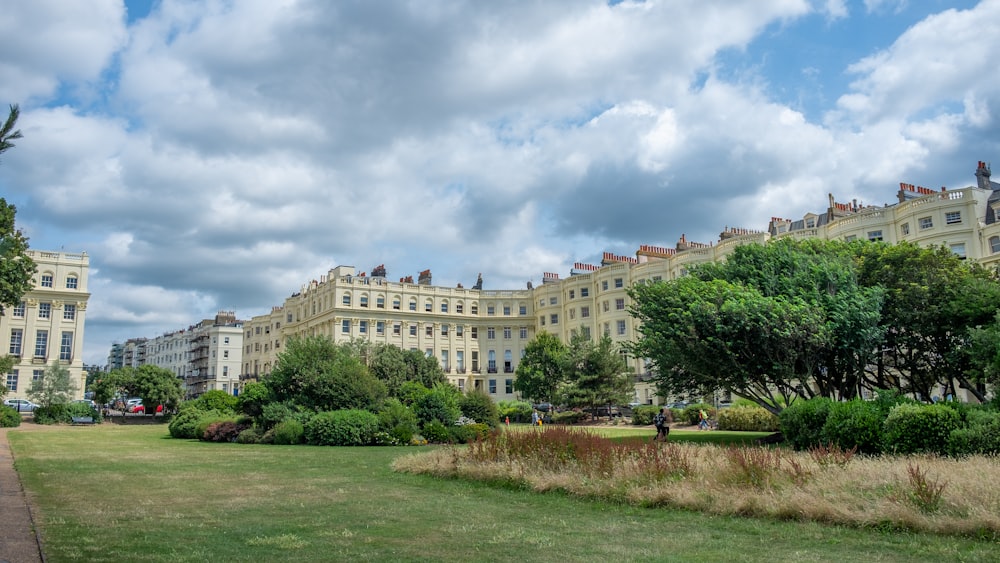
9, 425, 998, 562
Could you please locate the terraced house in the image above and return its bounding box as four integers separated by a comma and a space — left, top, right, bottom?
2, 250, 90, 401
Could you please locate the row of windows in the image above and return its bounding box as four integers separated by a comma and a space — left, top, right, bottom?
337, 295, 531, 317
340, 320, 529, 340
848, 211, 964, 242
37, 274, 80, 290
455, 378, 514, 394
7, 329, 74, 360
6, 302, 77, 320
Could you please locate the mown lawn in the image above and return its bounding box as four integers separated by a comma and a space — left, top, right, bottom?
8, 424, 998, 562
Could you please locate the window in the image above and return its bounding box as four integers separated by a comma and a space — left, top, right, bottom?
615, 298, 625, 310
581, 306, 590, 318
360, 295, 368, 307
33, 369, 43, 381
41, 274, 53, 287
504, 350, 513, 373
456, 325, 464, 336
503, 327, 511, 339
9, 329, 22, 356
63, 304, 76, 320
549, 297, 557, 305
441, 303, 448, 313
343, 294, 351, 305
539, 299, 545, 307
503, 305, 511, 316
505, 379, 513, 394
38, 302, 51, 319
539, 316, 545, 326
617, 320, 627, 336
425, 301, 433, 312
425, 348, 433, 358
339, 320, 350, 333
950, 243, 967, 259
604, 322, 610, 336
34, 330, 48, 358
223, 350, 229, 359
581, 326, 591, 339
393, 298, 401, 310
426, 325, 433, 337
5, 370, 17, 392
569, 290, 575, 299
519, 327, 527, 339
844, 235, 857, 242
409, 325, 417, 336
487, 305, 495, 316
456, 303, 463, 313
489, 379, 497, 394
410, 299, 417, 311
377, 296, 385, 308
457, 379, 465, 391
519, 305, 526, 315
377, 321, 385, 335
359, 321, 368, 334
568, 308, 575, 320
919, 216, 933, 230
603, 301, 610, 312
805, 218, 816, 228
457, 350, 464, 371
12, 302, 25, 317
991, 236, 1000, 254
945, 211, 962, 225
472, 351, 479, 372
66, 276, 78, 289
550, 314, 558, 325
581, 288, 589, 297
602, 281, 608, 291
471, 327, 478, 339
471, 304, 478, 315
487, 327, 496, 339
440, 324, 449, 336
393, 323, 401, 335
224, 336, 230, 344
615, 277, 623, 288
901, 223, 910, 236
440, 350, 449, 371
867, 230, 883, 242
488, 350, 496, 373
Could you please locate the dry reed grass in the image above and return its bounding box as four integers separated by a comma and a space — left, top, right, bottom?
393, 427, 1000, 539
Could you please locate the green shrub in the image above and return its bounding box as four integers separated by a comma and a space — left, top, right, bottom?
681, 403, 715, 425
779, 397, 833, 450
378, 399, 418, 443
449, 422, 491, 444
32, 404, 70, 425
190, 390, 239, 414
257, 402, 296, 431
304, 409, 381, 446
272, 419, 305, 445
0, 405, 20, 428
235, 427, 264, 444
413, 384, 461, 427
871, 388, 917, 417
630, 405, 660, 425
497, 400, 533, 423
882, 403, 961, 455
203, 420, 250, 443
718, 406, 780, 432
551, 410, 588, 424
459, 389, 499, 428
946, 410, 1000, 456
821, 399, 884, 455
196, 415, 238, 441
168, 408, 226, 439
421, 420, 451, 443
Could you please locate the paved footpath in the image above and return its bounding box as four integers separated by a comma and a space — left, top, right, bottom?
0, 426, 45, 563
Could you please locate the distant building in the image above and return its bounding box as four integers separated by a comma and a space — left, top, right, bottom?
1, 250, 90, 400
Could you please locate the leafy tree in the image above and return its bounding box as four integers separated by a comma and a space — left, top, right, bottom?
263, 335, 386, 412
133, 364, 184, 414
458, 388, 499, 427
413, 382, 462, 427
27, 361, 77, 407
237, 381, 271, 418
562, 333, 632, 418
191, 389, 239, 413
0, 198, 37, 322
367, 343, 445, 397
514, 330, 567, 403
92, 369, 132, 411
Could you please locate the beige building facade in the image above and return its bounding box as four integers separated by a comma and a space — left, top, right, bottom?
2, 250, 90, 401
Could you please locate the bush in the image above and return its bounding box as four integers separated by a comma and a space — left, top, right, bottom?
413, 384, 461, 427
681, 403, 715, 425
196, 416, 239, 441
235, 427, 264, 444
203, 420, 250, 443
459, 389, 499, 428
421, 420, 452, 443
551, 410, 588, 425
0, 405, 20, 428
497, 400, 533, 423
718, 406, 780, 432
882, 403, 961, 455
304, 409, 381, 446
946, 410, 1000, 456
168, 408, 227, 439
32, 404, 70, 425
257, 401, 296, 432
779, 397, 833, 450
378, 399, 418, 444
190, 390, 239, 414
448, 422, 491, 444
66, 402, 101, 423
821, 399, 884, 455
630, 405, 660, 425
272, 419, 305, 445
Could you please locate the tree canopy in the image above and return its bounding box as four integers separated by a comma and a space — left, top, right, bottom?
513, 330, 567, 403
27, 361, 77, 407
561, 333, 632, 415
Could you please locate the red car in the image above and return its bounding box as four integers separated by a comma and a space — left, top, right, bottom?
129, 403, 164, 414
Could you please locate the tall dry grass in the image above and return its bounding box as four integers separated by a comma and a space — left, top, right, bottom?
393, 427, 1000, 539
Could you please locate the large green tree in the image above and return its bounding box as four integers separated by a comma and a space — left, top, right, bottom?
27, 361, 77, 407
513, 330, 567, 403
561, 333, 632, 418
264, 335, 387, 411
132, 364, 184, 414
366, 343, 445, 397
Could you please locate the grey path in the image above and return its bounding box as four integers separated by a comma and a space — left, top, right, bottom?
0, 426, 44, 563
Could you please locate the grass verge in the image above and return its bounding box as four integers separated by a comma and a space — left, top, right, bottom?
7, 425, 999, 562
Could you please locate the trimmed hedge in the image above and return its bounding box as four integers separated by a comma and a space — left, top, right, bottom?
168, 408, 229, 439
947, 410, 1000, 456
421, 420, 451, 443
882, 403, 961, 455
717, 406, 779, 432
820, 399, 883, 455
630, 405, 660, 426
779, 397, 833, 450
271, 419, 305, 445
304, 409, 381, 446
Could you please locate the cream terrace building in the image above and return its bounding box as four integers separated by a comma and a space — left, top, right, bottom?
2, 250, 90, 401
241, 160, 1000, 405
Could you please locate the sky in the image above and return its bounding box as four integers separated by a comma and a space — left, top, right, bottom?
2, 0, 999, 366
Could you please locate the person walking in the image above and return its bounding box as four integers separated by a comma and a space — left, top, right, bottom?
652, 407, 670, 442
531, 410, 539, 427
698, 408, 709, 431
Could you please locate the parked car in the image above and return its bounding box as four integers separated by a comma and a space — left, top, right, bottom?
587, 405, 622, 418
130, 403, 163, 414
532, 403, 554, 413
3, 399, 39, 412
